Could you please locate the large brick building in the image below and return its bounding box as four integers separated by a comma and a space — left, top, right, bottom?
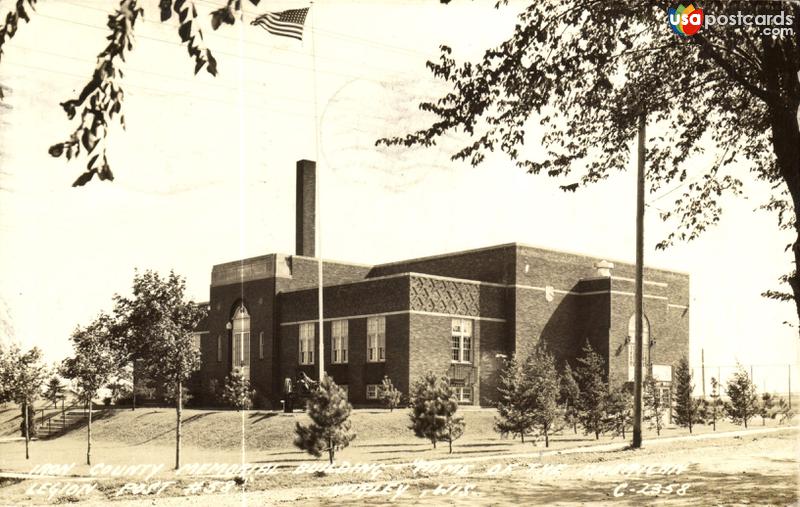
191, 160, 689, 407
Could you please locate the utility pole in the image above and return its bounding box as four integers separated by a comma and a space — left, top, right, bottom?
632, 111, 646, 449
701, 348, 706, 398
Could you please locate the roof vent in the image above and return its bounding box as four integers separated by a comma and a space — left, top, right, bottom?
594, 260, 614, 277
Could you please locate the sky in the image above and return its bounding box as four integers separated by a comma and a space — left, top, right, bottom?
0, 0, 797, 391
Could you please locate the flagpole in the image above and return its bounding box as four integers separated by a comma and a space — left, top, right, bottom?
309, 1, 325, 384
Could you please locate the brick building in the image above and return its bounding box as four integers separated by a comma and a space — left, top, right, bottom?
191, 160, 689, 407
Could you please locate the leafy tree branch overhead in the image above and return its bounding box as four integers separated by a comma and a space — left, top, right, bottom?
378, 0, 800, 324
0, 0, 262, 186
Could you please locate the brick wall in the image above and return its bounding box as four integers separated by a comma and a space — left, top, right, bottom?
370, 244, 516, 284
278, 314, 409, 406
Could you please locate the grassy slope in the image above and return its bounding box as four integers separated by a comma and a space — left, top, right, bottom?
83, 407, 499, 450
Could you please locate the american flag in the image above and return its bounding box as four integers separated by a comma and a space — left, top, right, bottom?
251, 8, 309, 41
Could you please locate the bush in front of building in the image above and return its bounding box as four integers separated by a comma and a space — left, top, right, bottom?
604, 385, 632, 438
574, 341, 609, 440
559, 363, 580, 435
673, 356, 701, 433
222, 370, 255, 411
643, 375, 668, 435
408, 372, 464, 452
724, 364, 759, 428
379, 376, 402, 411
495, 354, 535, 443
294, 375, 356, 464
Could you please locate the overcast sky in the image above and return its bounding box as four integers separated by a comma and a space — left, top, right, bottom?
0, 0, 796, 390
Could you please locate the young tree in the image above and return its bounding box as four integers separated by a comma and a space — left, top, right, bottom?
673, 356, 700, 433
408, 372, 460, 450
759, 392, 776, 426
494, 355, 535, 442
559, 363, 580, 435
441, 411, 465, 454
523, 347, 562, 447
725, 365, 759, 429
379, 376, 402, 412
294, 375, 356, 464
605, 386, 633, 439
775, 398, 795, 425
114, 270, 205, 470
60, 313, 119, 465
574, 341, 608, 440
1, 345, 49, 459
43, 376, 67, 409
379, 1, 800, 320
222, 370, 255, 411
704, 377, 724, 431
643, 375, 667, 436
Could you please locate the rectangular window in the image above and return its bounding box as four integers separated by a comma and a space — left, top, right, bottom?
366, 384, 379, 400
331, 320, 349, 364
216, 335, 222, 362
451, 319, 473, 364
456, 386, 472, 403
233, 331, 250, 368
259, 331, 264, 360
367, 316, 386, 363
299, 323, 315, 365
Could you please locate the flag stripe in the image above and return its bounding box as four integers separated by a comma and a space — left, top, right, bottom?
253, 21, 303, 40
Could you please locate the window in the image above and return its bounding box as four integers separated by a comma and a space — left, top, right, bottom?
191, 332, 202, 352
232, 305, 250, 369
451, 319, 473, 363
366, 384, 379, 400
627, 314, 651, 381
367, 316, 386, 362
331, 320, 349, 364
299, 323, 315, 365
216, 335, 222, 362
259, 331, 264, 360
454, 386, 472, 403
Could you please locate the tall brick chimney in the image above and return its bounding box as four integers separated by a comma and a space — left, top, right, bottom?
296, 159, 316, 257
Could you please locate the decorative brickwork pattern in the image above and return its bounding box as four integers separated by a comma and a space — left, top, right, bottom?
410, 276, 480, 315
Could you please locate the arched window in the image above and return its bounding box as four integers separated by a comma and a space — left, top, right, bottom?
627, 314, 650, 381
232, 304, 250, 370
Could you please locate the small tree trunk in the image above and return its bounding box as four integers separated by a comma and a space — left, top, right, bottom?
573, 421, 577, 434
328, 438, 334, 464
132, 365, 136, 412
432, 437, 436, 449
544, 428, 549, 448
87, 401, 93, 466
24, 402, 30, 460
448, 438, 453, 454
175, 382, 182, 470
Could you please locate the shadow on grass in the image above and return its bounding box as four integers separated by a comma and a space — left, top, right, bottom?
353, 442, 428, 448
249, 412, 279, 424
129, 412, 212, 446
459, 442, 513, 448
369, 448, 431, 455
